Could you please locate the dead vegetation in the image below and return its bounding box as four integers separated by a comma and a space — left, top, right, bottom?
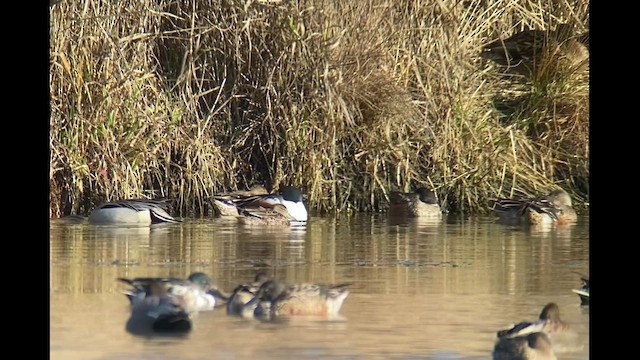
49, 0, 589, 217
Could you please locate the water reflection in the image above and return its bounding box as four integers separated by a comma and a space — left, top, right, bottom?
50, 214, 589, 359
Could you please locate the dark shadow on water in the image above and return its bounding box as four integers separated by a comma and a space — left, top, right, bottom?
125, 312, 193, 338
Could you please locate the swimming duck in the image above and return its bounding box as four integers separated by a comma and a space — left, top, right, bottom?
497, 303, 570, 339
122, 278, 193, 334
237, 204, 298, 227
493, 331, 557, 360
388, 187, 442, 218
88, 198, 181, 225
244, 279, 351, 320
571, 273, 589, 306
118, 272, 221, 314
212, 185, 308, 222
118, 275, 213, 334
210, 185, 270, 217
186, 272, 231, 308
481, 23, 589, 75
226, 271, 271, 317
490, 189, 577, 226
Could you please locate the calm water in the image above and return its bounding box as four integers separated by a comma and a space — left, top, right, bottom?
50, 213, 589, 359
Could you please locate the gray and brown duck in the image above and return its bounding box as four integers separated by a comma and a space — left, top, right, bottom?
481, 23, 589, 75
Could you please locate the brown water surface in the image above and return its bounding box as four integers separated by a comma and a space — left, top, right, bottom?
50, 213, 589, 359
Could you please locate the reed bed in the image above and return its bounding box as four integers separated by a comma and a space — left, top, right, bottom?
49, 0, 589, 217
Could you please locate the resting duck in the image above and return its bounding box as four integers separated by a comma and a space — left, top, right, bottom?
388, 187, 442, 218
210, 185, 270, 217
118, 272, 223, 314
243, 279, 351, 320
88, 198, 180, 225
211, 185, 308, 222
236, 204, 298, 227
117, 273, 219, 333
490, 189, 578, 226
481, 23, 589, 76
226, 271, 271, 317
121, 278, 193, 334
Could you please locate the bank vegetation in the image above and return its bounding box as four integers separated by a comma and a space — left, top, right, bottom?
49, 0, 589, 217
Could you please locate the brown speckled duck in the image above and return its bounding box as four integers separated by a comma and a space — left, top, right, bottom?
388, 187, 442, 219
237, 204, 297, 227
482, 23, 589, 75
226, 271, 272, 317
243, 279, 351, 320
490, 189, 578, 226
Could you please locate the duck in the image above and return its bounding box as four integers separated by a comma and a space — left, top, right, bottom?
210, 185, 270, 217
118, 274, 221, 334
186, 272, 231, 309
88, 198, 181, 225
226, 270, 271, 317
388, 187, 442, 218
237, 204, 297, 227
497, 303, 570, 339
481, 23, 589, 75
121, 278, 193, 334
493, 331, 557, 360
243, 279, 351, 320
571, 273, 589, 306
490, 189, 578, 226
544, 189, 578, 223
118, 272, 222, 314
211, 185, 308, 222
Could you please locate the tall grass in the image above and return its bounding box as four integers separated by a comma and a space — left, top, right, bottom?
49, 0, 589, 218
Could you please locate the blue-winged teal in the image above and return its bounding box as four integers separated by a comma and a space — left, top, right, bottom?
88, 199, 180, 225
490, 189, 578, 226
493, 331, 557, 360
497, 303, 570, 339
388, 187, 442, 218
212, 185, 308, 222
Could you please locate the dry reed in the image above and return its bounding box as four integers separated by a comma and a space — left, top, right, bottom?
49, 0, 589, 217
